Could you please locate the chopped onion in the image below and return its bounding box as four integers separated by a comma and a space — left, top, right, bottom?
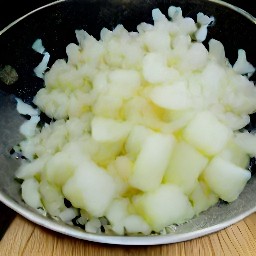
16, 97, 40, 116
233, 49, 255, 76
19, 115, 40, 137
32, 38, 46, 54
34, 52, 50, 79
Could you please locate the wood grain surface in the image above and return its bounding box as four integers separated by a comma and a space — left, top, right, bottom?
0, 213, 255, 256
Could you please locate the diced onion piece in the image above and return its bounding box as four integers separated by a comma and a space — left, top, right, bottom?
85, 218, 102, 233
32, 38, 45, 54
168, 6, 183, 21
21, 178, 43, 209
16, 97, 39, 116
59, 208, 78, 223
19, 115, 40, 137
195, 13, 214, 42
34, 52, 50, 79
208, 39, 227, 65
233, 49, 255, 75
234, 131, 256, 157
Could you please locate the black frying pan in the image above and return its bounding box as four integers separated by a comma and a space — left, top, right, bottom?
0, 0, 255, 245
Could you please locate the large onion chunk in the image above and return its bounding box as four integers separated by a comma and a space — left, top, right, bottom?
15, 5, 256, 235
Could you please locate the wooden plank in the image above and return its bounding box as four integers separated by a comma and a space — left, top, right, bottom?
1, 213, 256, 256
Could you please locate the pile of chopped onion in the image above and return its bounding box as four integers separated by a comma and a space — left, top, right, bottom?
14, 6, 255, 236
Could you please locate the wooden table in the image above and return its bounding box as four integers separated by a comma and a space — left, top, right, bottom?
0, 212, 255, 256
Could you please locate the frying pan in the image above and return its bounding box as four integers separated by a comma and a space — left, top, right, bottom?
0, 0, 255, 245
